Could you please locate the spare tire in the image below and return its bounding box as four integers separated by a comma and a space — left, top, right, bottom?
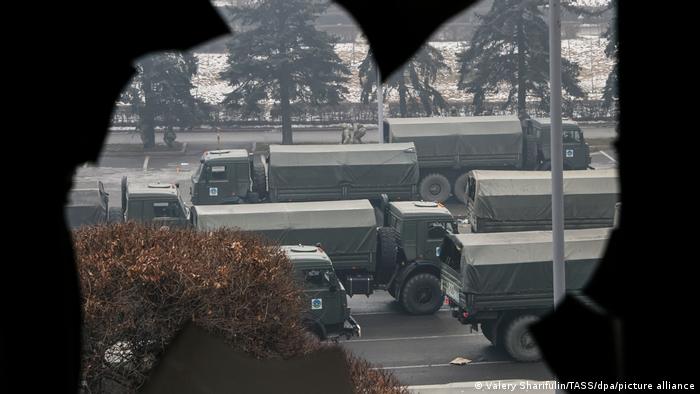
419, 173, 451, 202
377, 227, 401, 285
453, 173, 470, 204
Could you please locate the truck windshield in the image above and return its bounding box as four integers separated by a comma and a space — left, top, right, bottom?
301, 269, 334, 290
427, 222, 455, 239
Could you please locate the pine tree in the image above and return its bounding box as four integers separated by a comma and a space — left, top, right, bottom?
457, 0, 585, 116
359, 45, 449, 117
121, 53, 199, 148
601, 0, 618, 109
220, 0, 350, 144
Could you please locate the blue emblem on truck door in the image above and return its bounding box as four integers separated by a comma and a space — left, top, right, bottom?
209, 187, 218, 196
566, 149, 574, 158
311, 298, 322, 310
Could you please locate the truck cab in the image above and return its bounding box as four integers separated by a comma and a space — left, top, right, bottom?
378, 200, 458, 314
121, 177, 189, 227
525, 118, 591, 170
191, 149, 262, 205
281, 245, 361, 340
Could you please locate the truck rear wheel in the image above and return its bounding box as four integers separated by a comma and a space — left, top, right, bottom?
400, 273, 443, 315
453, 173, 470, 204
502, 314, 541, 362
419, 173, 451, 202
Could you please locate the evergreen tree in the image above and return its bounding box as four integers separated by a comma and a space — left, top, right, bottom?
457, 0, 585, 116
601, 0, 618, 109
220, 0, 350, 144
121, 53, 199, 148
359, 45, 449, 117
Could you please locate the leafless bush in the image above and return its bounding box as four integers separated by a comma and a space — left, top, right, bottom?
74, 223, 406, 393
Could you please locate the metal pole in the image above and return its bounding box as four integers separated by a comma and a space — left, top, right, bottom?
549, 4, 565, 392
549, 0, 565, 307
377, 65, 384, 144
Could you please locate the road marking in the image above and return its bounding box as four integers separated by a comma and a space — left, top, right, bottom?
599, 150, 617, 163
348, 333, 480, 343
373, 360, 513, 370
143, 156, 150, 171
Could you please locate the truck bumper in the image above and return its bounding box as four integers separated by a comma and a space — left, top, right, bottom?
343, 315, 362, 339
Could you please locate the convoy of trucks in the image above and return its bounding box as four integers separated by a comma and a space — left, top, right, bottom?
72, 115, 614, 352
384, 116, 592, 202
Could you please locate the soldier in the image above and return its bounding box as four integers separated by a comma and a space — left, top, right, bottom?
352, 124, 366, 144
341, 123, 354, 144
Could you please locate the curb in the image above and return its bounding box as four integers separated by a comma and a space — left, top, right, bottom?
102, 142, 188, 157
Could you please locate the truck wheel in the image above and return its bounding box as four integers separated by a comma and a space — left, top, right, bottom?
502, 315, 541, 362
377, 227, 401, 284
400, 273, 443, 315
303, 319, 326, 341
538, 161, 551, 171
453, 173, 470, 204
419, 174, 451, 202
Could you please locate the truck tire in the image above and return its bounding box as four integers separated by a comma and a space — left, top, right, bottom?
303, 319, 326, 341
502, 314, 541, 362
538, 161, 551, 171
377, 227, 400, 284
419, 173, 451, 202
252, 154, 267, 198
400, 273, 443, 315
453, 173, 470, 204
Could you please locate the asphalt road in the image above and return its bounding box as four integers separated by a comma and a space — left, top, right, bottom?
341, 293, 553, 387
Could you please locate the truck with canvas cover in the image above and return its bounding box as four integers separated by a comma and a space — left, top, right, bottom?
190, 143, 419, 205
465, 169, 619, 233
384, 116, 591, 203
191, 198, 458, 315
281, 245, 361, 340
121, 176, 189, 227
65, 181, 109, 228
439, 228, 610, 362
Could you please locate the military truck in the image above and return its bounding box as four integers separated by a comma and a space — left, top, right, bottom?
439, 228, 610, 362
120, 177, 189, 227
384, 116, 592, 203
191, 199, 458, 315
65, 181, 110, 228
281, 245, 361, 340
465, 169, 619, 233
190, 143, 419, 205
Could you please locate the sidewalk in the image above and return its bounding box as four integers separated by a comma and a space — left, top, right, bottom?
408, 380, 556, 394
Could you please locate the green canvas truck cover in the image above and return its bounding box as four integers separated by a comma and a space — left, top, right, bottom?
385, 116, 524, 168
65, 185, 108, 228
442, 228, 610, 295
467, 169, 619, 231
267, 143, 418, 201
192, 200, 377, 271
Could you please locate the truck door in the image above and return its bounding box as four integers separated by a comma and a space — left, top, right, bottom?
419, 221, 455, 263
562, 128, 590, 169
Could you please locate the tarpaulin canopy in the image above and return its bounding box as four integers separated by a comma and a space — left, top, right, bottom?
443, 228, 610, 295
267, 143, 418, 201
192, 200, 378, 271
467, 169, 619, 232
65, 184, 108, 228
386, 116, 524, 168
